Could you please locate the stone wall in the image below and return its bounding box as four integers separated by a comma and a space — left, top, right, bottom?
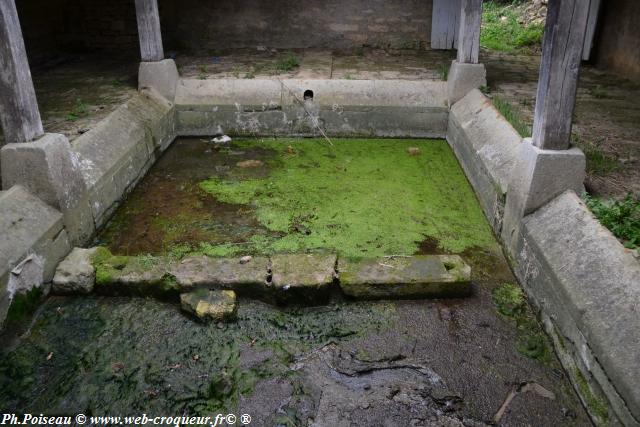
16, 0, 433, 65
595, 0, 640, 80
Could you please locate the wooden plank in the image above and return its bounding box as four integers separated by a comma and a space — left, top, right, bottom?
532, 0, 590, 150
0, 0, 44, 143
582, 0, 601, 61
431, 0, 461, 50
135, 0, 164, 62
456, 0, 482, 64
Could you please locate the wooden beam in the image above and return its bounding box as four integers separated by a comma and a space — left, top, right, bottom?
583, 0, 601, 61
135, 0, 164, 62
0, 0, 44, 143
532, 0, 590, 150
456, 0, 482, 64
431, 0, 461, 50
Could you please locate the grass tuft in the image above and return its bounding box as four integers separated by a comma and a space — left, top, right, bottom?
481, 1, 545, 53
492, 95, 532, 137
584, 194, 640, 249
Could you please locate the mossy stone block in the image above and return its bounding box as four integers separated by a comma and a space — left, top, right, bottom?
180, 289, 237, 322
338, 255, 471, 299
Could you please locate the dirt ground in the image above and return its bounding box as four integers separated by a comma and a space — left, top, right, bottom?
2, 47, 636, 199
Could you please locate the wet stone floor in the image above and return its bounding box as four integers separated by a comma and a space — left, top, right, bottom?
0, 138, 590, 426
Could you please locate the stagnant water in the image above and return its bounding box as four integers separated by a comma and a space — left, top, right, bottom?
0, 138, 590, 425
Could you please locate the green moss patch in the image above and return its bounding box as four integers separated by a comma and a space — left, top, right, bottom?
199, 138, 494, 257
492, 283, 552, 363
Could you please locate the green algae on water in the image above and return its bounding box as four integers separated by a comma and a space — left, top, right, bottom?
199, 138, 494, 257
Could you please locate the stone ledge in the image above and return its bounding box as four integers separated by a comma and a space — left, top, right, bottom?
446, 89, 522, 234
517, 191, 640, 425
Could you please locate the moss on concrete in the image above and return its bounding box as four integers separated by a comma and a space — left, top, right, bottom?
200, 138, 494, 257
6, 287, 44, 323
573, 367, 609, 424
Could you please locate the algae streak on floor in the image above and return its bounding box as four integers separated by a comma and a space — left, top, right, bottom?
99, 138, 495, 258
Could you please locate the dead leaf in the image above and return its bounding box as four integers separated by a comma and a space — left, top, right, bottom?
237, 160, 263, 168
407, 147, 420, 156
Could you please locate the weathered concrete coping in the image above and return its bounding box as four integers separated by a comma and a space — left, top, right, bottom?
71, 88, 176, 228
446, 89, 522, 233
175, 78, 448, 109
0, 186, 71, 327
55, 250, 472, 305
174, 78, 449, 138
517, 191, 640, 424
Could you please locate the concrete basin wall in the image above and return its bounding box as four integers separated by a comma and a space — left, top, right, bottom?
174, 79, 449, 138
447, 89, 640, 426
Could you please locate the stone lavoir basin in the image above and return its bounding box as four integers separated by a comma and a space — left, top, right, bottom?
0, 137, 590, 425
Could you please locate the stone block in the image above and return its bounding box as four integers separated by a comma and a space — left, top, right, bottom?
1, 133, 95, 245
0, 186, 71, 327
52, 248, 98, 295
180, 289, 237, 322
447, 60, 487, 105
270, 253, 337, 304
338, 255, 471, 299
517, 191, 640, 424
502, 138, 586, 251
138, 59, 179, 102
171, 256, 270, 293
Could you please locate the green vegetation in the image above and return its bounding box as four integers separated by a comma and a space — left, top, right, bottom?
438, 63, 450, 81
492, 283, 552, 363
6, 287, 44, 323
573, 135, 620, 176
573, 368, 609, 423
481, 1, 545, 53
275, 52, 300, 72
492, 95, 532, 137
65, 98, 89, 121
584, 194, 640, 249
0, 296, 394, 414
92, 247, 129, 286
199, 138, 495, 257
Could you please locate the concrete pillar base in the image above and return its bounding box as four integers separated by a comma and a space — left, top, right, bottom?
447, 60, 486, 105
1, 133, 95, 245
139, 59, 179, 102
501, 138, 586, 251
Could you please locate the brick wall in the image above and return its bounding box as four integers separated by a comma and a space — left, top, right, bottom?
17, 0, 433, 64
161, 0, 433, 51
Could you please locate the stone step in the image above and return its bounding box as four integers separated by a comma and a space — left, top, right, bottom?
338, 255, 471, 299
53, 248, 472, 305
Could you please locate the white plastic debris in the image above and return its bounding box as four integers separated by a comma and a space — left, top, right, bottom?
239, 256, 253, 265
211, 135, 232, 145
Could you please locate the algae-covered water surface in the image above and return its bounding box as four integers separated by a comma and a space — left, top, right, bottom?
98, 137, 494, 257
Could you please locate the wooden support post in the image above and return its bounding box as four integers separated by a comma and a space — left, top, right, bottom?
135, 0, 164, 62
0, 0, 44, 143
532, 0, 590, 150
456, 0, 482, 64
431, 0, 461, 50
